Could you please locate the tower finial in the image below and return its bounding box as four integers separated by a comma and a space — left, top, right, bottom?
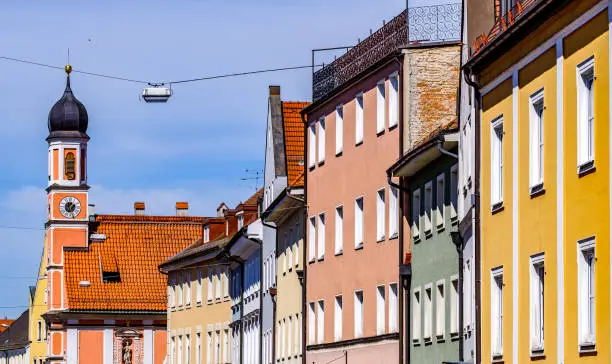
65, 64, 72, 74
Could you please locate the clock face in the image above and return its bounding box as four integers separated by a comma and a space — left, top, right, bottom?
59, 196, 82, 219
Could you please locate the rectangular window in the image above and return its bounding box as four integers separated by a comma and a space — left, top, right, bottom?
237, 214, 244, 229
376, 188, 386, 241
317, 213, 326, 260
450, 275, 459, 336
318, 118, 326, 164
185, 271, 191, 306
178, 273, 184, 307
377, 285, 386, 335
436, 174, 445, 229
578, 237, 596, 348
412, 287, 422, 343
336, 105, 343, 155
196, 333, 202, 364
214, 331, 219, 364
529, 89, 545, 190
377, 79, 386, 133
491, 117, 504, 207
295, 314, 300, 354
308, 216, 316, 262
491, 268, 504, 357
577, 57, 595, 171
412, 190, 421, 240
287, 316, 292, 357
424, 182, 433, 234
207, 271, 213, 302
334, 295, 343, 341
435, 280, 445, 339
317, 300, 325, 344
389, 283, 398, 333
215, 269, 221, 300
355, 197, 364, 248
288, 229, 293, 272
283, 233, 288, 274
224, 267, 229, 298
309, 124, 316, 168
295, 222, 300, 267
389, 186, 399, 238
37, 321, 42, 341
389, 73, 399, 128
172, 336, 176, 364
464, 260, 473, 329
450, 164, 458, 223
185, 334, 190, 364
335, 206, 343, 255
462, 118, 472, 184
281, 320, 286, 359
308, 302, 315, 344
530, 254, 545, 353
204, 226, 210, 243
178, 335, 183, 364
423, 284, 433, 342
223, 330, 229, 363
356, 93, 364, 145
196, 269, 203, 304
354, 290, 364, 338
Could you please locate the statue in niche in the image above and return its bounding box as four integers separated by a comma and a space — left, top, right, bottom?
122, 339, 132, 364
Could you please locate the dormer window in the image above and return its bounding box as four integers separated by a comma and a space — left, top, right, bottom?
237, 213, 244, 229
65, 152, 76, 180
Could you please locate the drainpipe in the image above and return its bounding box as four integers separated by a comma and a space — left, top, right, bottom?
261, 219, 278, 364
300, 111, 309, 364
463, 69, 481, 364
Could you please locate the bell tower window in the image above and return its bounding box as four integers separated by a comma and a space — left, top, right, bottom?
65, 152, 76, 180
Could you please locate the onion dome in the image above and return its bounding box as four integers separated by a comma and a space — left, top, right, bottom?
47, 65, 89, 140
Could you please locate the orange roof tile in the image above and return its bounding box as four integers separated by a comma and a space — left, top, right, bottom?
0, 320, 14, 333
282, 101, 310, 188
64, 214, 204, 312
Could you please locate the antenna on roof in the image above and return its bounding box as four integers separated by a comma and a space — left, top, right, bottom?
240, 169, 264, 191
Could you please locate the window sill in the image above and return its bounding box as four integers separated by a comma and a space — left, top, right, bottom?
389, 232, 398, 240
377, 236, 385, 243
579, 342, 596, 355
423, 337, 432, 346
355, 140, 363, 147
424, 230, 433, 239
336, 151, 342, 157
530, 348, 545, 359
317, 256, 325, 262
334, 250, 343, 256
530, 183, 545, 198
377, 129, 385, 137
308, 258, 316, 264
491, 354, 504, 363
437, 224, 445, 233
196, 302, 202, 307
436, 334, 445, 343
355, 242, 364, 250
389, 123, 398, 131
450, 332, 460, 341
413, 236, 421, 244
318, 160, 325, 167
412, 339, 421, 346
491, 202, 504, 214
578, 160, 596, 177
309, 165, 316, 171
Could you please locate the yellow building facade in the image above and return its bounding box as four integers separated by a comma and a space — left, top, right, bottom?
29, 244, 47, 364
467, 1, 611, 363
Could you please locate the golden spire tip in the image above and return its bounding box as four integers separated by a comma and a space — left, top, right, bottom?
65, 64, 72, 74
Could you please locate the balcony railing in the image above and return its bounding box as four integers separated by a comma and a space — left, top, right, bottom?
312, 3, 461, 103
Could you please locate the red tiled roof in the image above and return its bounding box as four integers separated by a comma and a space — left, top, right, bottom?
64, 214, 204, 312
282, 101, 310, 188
0, 320, 14, 333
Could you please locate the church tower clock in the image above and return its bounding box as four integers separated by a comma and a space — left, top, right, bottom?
44, 65, 90, 362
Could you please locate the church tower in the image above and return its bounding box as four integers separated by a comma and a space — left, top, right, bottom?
45, 65, 90, 362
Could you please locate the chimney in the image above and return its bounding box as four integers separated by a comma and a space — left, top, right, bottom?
88, 204, 96, 221
269, 85, 280, 97
176, 202, 189, 216
134, 202, 145, 216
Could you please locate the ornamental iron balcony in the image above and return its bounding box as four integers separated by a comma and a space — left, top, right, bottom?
312, 3, 461, 103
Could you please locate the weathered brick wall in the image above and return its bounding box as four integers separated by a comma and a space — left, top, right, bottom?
403, 45, 461, 152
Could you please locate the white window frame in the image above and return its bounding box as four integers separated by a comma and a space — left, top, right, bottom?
423, 284, 433, 343
336, 105, 343, 155
237, 213, 244, 229
178, 335, 183, 364
308, 216, 316, 262
318, 117, 326, 164
529, 89, 545, 191
215, 268, 221, 301
288, 228, 294, 272
389, 72, 399, 128
354, 197, 364, 249
317, 300, 325, 344
224, 267, 229, 298
334, 295, 343, 341
196, 332, 202, 364
185, 334, 191, 364
435, 280, 445, 340
204, 226, 210, 243
491, 116, 504, 207
412, 189, 421, 240
577, 56, 595, 171
207, 270, 213, 303
283, 233, 288, 274
317, 213, 326, 260
377, 79, 386, 134
335, 205, 343, 255
530, 253, 545, 353
185, 271, 191, 307
355, 93, 364, 145
354, 290, 364, 338
196, 268, 202, 304
376, 188, 386, 242
389, 283, 398, 333
389, 186, 399, 238
178, 273, 184, 307
223, 329, 229, 363
424, 182, 433, 234
309, 124, 316, 168
412, 287, 422, 344
450, 164, 458, 223
450, 275, 459, 337
578, 237, 596, 349
376, 285, 386, 335
436, 174, 445, 230
287, 316, 292, 357
308, 302, 316, 345
491, 267, 504, 358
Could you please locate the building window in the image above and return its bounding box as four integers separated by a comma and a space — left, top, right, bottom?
436, 280, 445, 340
354, 290, 364, 338
207, 270, 213, 302
317, 213, 326, 260
185, 271, 191, 307
529, 89, 545, 191
64, 152, 76, 180
356, 93, 364, 145
223, 329, 229, 363
423, 284, 433, 343
288, 316, 293, 357
377, 285, 386, 335
491, 117, 504, 208
309, 124, 316, 168
196, 269, 202, 304
376, 188, 386, 241
308, 302, 315, 345
178, 273, 184, 307
336, 105, 343, 155
37, 320, 42, 341
288, 229, 294, 272
413, 287, 422, 344
462, 117, 472, 184
317, 300, 325, 344
185, 334, 191, 364
530, 254, 545, 353
295, 314, 301, 355
578, 237, 596, 349
354, 197, 364, 249
424, 182, 433, 234
436, 174, 445, 230
464, 260, 473, 330
237, 214, 244, 229
283, 233, 288, 274
334, 295, 343, 341
224, 267, 229, 298
389, 186, 399, 238
215, 269, 221, 300
295, 221, 301, 267
172, 336, 177, 364
170, 277, 176, 308
178, 335, 183, 364
377, 79, 386, 134
389, 73, 399, 128
196, 333, 202, 364
450, 164, 458, 223
450, 276, 459, 337
318, 118, 326, 164
335, 206, 343, 255
389, 283, 398, 333
204, 226, 210, 243
308, 216, 316, 262
491, 267, 504, 358
412, 189, 421, 240
577, 56, 595, 172
206, 332, 212, 364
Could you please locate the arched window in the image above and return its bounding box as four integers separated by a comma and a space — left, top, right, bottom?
65, 152, 76, 180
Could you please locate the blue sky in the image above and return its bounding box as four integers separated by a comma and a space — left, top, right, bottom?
0, 0, 446, 317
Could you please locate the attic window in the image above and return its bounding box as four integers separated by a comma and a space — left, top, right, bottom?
102, 271, 121, 283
